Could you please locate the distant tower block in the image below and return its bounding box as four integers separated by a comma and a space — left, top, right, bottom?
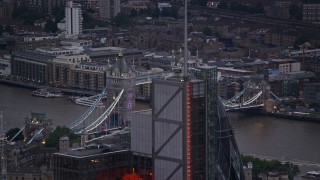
59, 136, 70, 152
106, 52, 135, 127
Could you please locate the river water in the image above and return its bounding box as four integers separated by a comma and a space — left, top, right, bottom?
0, 83, 319, 177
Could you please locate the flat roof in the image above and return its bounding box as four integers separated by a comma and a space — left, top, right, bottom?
269, 58, 295, 63
218, 67, 253, 73
54, 144, 129, 158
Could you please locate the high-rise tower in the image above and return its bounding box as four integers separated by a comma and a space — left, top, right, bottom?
151, 65, 244, 180
65, 1, 83, 36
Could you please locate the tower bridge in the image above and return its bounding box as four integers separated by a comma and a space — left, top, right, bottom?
7, 60, 282, 144
220, 80, 281, 112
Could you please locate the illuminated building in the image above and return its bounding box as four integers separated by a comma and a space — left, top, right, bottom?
151, 65, 244, 179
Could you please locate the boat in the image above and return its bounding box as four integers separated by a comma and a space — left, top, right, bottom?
302, 171, 320, 179
69, 96, 105, 108
32, 88, 63, 98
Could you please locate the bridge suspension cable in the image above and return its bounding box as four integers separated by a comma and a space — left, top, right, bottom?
68, 85, 108, 129
270, 91, 282, 102
224, 91, 263, 108
26, 127, 44, 145
75, 89, 124, 134
9, 126, 25, 142
220, 88, 246, 104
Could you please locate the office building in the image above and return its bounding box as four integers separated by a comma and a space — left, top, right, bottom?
98, 0, 120, 20
151, 65, 244, 180
11, 50, 56, 85
303, 3, 320, 25
54, 135, 152, 180
65, 1, 83, 36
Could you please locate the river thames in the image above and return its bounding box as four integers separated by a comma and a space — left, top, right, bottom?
0, 83, 319, 178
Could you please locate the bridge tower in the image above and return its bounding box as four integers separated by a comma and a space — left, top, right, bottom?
260, 80, 277, 113
106, 51, 135, 127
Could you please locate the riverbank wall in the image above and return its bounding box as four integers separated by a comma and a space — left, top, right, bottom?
228, 109, 320, 123
0, 79, 97, 96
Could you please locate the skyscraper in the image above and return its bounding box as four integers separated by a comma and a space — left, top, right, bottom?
65, 1, 83, 36
98, 0, 120, 20
151, 65, 244, 180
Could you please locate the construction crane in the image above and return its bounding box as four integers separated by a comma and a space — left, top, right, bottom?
0, 110, 7, 180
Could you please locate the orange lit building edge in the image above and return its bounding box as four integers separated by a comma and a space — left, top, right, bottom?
187, 82, 192, 180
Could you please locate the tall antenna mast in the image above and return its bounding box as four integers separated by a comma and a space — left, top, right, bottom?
183, 0, 188, 77
0, 110, 7, 180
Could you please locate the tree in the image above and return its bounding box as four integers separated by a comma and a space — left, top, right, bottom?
45, 126, 80, 148
217, 0, 228, 9
254, 2, 265, 14
44, 20, 58, 33
152, 8, 161, 19
191, 0, 208, 6
241, 155, 300, 180
112, 12, 132, 27
52, 6, 65, 22
82, 11, 95, 29
203, 27, 212, 36
289, 4, 302, 20
294, 35, 310, 46
160, 7, 179, 19
129, 9, 138, 17
6, 128, 24, 141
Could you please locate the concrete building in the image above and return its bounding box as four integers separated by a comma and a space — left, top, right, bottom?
53, 142, 153, 180
11, 50, 56, 85
15, 0, 67, 14
16, 36, 60, 51
303, 3, 320, 25
69, 61, 107, 91
54, 144, 132, 180
121, 0, 151, 15
60, 39, 92, 49
98, 0, 120, 20
59, 136, 70, 152
73, 0, 98, 9
65, 1, 83, 36
0, 55, 11, 76
7, 166, 54, 180
36, 46, 84, 56
84, 47, 144, 62
303, 82, 320, 108
243, 162, 253, 180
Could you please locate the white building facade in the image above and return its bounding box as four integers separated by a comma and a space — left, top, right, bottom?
0, 55, 11, 76
65, 1, 83, 36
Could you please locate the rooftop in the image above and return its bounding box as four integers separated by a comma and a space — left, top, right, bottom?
13, 50, 56, 63
54, 143, 129, 158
